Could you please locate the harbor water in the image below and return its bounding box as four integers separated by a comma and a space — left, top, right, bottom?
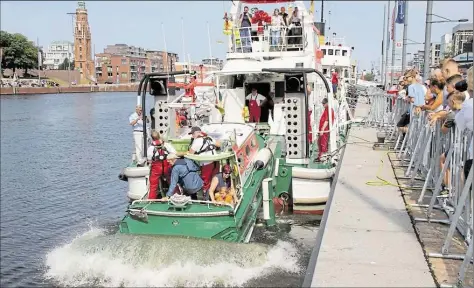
0, 92, 319, 287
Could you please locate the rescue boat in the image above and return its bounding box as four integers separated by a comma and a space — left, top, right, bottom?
118, 0, 355, 242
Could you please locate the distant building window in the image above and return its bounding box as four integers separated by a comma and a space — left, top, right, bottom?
79, 47, 82, 52
121, 58, 127, 65
328, 49, 334, 55
121, 72, 127, 78
80, 63, 83, 69
342, 50, 348, 56
335, 50, 341, 56
108, 72, 113, 77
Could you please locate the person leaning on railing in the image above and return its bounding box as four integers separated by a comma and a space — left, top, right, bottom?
455, 71, 473, 182
238, 6, 253, 53
435, 91, 466, 190
270, 8, 284, 50
422, 77, 444, 113
428, 74, 467, 126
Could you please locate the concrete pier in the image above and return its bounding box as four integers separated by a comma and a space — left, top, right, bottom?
309, 104, 436, 287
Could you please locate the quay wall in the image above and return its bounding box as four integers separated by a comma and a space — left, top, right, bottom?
0, 84, 139, 96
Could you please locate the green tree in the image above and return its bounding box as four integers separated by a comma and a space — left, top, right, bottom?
364, 72, 375, 81
57, 58, 75, 70
1, 31, 41, 75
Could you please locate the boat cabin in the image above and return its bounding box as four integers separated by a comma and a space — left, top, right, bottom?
319, 37, 355, 84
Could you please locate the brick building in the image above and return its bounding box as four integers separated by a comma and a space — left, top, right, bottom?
94, 44, 179, 84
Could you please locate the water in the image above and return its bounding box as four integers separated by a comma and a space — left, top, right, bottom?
0, 92, 319, 287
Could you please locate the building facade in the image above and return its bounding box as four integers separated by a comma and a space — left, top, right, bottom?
439, 33, 453, 59
43, 41, 74, 70
95, 44, 178, 83
452, 23, 473, 56
74, 1, 94, 82
201, 57, 224, 70
429, 43, 441, 68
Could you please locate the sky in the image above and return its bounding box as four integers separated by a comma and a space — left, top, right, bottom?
1, 1, 473, 70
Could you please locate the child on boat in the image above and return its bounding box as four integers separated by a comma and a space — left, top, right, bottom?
208, 164, 237, 205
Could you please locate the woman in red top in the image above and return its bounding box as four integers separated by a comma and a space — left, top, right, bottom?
331, 70, 339, 94
317, 98, 335, 161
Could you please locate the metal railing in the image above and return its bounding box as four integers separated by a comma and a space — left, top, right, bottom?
229, 25, 306, 53
366, 90, 473, 288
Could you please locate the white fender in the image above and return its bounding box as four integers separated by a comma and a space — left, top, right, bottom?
254, 148, 273, 168
292, 166, 336, 180
262, 178, 272, 220
124, 166, 150, 200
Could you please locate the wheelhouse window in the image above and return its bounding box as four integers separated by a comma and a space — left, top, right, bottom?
342, 50, 348, 56
335, 50, 341, 56
328, 49, 334, 55
322, 49, 326, 55
323, 68, 328, 75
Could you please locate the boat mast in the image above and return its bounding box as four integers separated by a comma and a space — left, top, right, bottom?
381, 4, 386, 85
321, 0, 324, 22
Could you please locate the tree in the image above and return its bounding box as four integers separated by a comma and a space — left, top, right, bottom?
364, 72, 375, 81
1, 31, 41, 75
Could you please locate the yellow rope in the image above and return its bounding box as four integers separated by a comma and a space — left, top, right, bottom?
364, 156, 411, 189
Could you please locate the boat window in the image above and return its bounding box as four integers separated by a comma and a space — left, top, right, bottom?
342, 50, 348, 56
250, 137, 257, 148
322, 49, 326, 55
328, 49, 334, 55
245, 145, 251, 157
323, 68, 328, 75
335, 50, 341, 56
344, 69, 349, 78
237, 154, 244, 169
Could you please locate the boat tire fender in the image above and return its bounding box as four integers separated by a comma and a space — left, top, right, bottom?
253, 148, 273, 170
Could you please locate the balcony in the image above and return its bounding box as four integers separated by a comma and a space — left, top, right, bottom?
227, 25, 307, 58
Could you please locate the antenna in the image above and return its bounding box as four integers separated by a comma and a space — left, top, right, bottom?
207, 22, 213, 67
161, 22, 170, 102
181, 17, 188, 81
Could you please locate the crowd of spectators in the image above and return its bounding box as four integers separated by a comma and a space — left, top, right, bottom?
394, 60, 472, 189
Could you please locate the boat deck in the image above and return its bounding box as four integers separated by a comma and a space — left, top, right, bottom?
308, 103, 436, 287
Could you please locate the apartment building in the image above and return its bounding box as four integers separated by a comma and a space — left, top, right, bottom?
94, 44, 178, 83
440, 33, 453, 59
201, 57, 224, 70
429, 43, 441, 68
452, 23, 473, 56
43, 41, 74, 70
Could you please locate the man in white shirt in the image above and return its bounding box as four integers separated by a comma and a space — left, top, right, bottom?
129, 105, 146, 166
246, 88, 266, 122
188, 126, 220, 199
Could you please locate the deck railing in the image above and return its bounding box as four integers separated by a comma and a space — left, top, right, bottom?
229, 25, 306, 54
366, 89, 473, 288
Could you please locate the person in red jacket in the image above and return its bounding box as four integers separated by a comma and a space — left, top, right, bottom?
146, 131, 176, 199
317, 98, 335, 161
331, 70, 339, 94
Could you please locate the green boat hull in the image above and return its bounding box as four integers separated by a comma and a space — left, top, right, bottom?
119, 134, 274, 243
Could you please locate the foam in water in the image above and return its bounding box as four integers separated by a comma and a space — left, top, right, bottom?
45, 227, 301, 287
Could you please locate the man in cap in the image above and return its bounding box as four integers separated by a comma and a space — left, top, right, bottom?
164, 153, 204, 200
187, 126, 220, 199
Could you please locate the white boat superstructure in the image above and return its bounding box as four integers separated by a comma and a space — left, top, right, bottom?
319, 37, 358, 85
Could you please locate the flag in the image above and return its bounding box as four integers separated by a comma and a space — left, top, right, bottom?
391, 6, 395, 40
395, 0, 405, 24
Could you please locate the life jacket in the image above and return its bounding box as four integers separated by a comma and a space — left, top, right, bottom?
190, 134, 217, 155
242, 106, 250, 122
233, 29, 241, 44
151, 140, 169, 162
171, 158, 201, 184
